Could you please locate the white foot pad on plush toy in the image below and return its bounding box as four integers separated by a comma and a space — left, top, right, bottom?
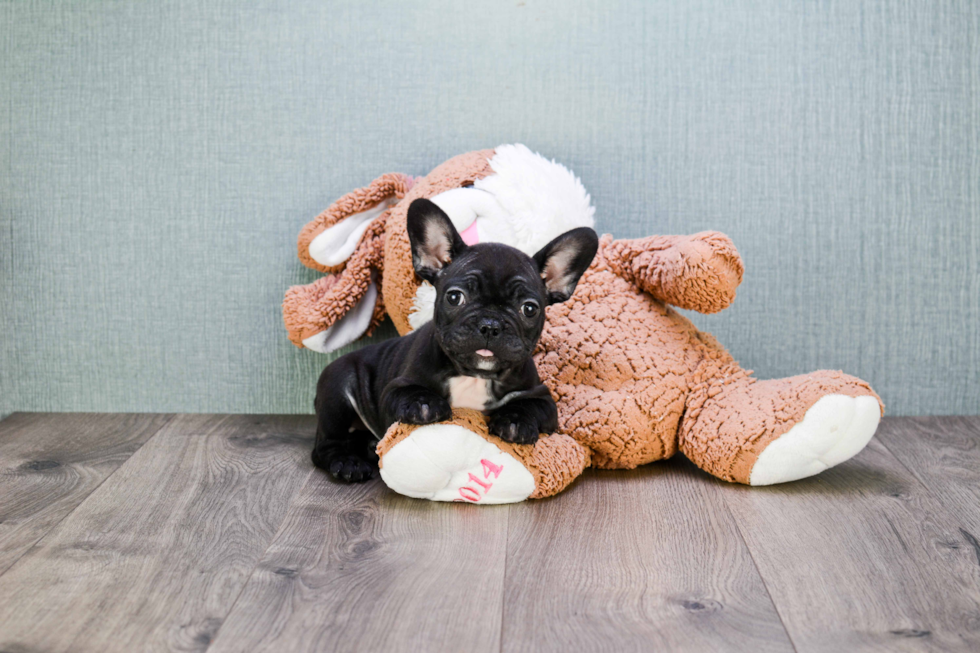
749, 394, 881, 486
379, 424, 535, 504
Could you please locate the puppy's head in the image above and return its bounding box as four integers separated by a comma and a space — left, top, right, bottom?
407, 198, 598, 376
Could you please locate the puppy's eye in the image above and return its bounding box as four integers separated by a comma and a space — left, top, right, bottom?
446, 290, 465, 306
521, 302, 539, 318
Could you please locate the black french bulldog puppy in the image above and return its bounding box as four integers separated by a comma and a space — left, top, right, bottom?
312, 198, 599, 482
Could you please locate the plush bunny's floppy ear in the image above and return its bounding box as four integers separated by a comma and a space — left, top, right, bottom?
284, 216, 387, 353
532, 227, 599, 304
298, 173, 413, 274
406, 198, 468, 284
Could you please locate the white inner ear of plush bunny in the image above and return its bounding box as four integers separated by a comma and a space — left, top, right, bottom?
408, 143, 596, 330
308, 197, 397, 268
302, 281, 378, 353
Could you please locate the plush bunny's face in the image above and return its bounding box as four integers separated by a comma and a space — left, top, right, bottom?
383, 144, 597, 335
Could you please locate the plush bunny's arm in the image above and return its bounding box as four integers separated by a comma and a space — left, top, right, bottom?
605, 231, 744, 314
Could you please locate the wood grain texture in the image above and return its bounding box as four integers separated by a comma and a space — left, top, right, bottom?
0, 412, 174, 575
2, 413, 979, 653
878, 416, 980, 534
208, 474, 510, 653
501, 462, 794, 653
721, 426, 980, 652
0, 414, 313, 653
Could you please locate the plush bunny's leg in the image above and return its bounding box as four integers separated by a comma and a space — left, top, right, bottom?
679, 366, 883, 485
377, 409, 589, 503
552, 385, 683, 470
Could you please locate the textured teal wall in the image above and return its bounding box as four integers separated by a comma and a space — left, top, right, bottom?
1, 1, 978, 416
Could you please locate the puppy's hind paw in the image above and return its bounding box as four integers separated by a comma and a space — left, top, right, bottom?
320, 453, 378, 483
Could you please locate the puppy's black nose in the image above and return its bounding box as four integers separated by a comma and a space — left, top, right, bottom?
478, 318, 502, 339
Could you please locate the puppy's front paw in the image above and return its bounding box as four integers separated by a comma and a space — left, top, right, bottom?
488, 411, 540, 445
394, 392, 452, 425
324, 453, 378, 483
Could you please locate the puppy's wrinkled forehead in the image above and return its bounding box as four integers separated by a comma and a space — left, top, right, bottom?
446, 244, 542, 300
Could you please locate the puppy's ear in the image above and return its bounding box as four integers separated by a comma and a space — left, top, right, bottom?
533, 227, 599, 304
407, 198, 468, 284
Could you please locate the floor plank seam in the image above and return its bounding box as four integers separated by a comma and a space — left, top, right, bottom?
497, 505, 512, 653
875, 435, 935, 494
725, 502, 800, 653
0, 413, 179, 580
201, 466, 317, 652
877, 432, 980, 565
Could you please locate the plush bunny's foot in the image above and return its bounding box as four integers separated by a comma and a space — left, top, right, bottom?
377, 409, 590, 503
680, 369, 883, 484
748, 394, 881, 485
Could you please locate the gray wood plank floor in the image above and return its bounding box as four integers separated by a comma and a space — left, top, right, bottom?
0, 413, 978, 652
0, 412, 175, 576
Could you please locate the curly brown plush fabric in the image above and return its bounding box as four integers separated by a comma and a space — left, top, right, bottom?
605, 231, 744, 314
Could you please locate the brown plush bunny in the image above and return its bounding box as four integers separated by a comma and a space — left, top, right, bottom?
284, 145, 883, 503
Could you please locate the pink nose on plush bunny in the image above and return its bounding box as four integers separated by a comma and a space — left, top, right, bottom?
459, 221, 480, 245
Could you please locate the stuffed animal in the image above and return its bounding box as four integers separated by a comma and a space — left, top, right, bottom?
284, 145, 883, 504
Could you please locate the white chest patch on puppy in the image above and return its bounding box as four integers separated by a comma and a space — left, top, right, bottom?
448, 376, 493, 410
